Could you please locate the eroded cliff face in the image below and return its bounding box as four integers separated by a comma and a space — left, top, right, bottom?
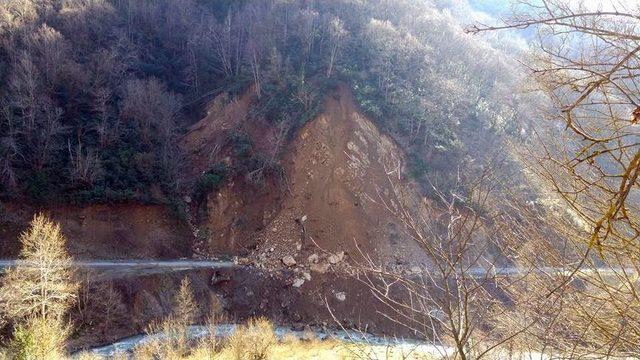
0, 84, 432, 350
0, 84, 426, 266
0, 203, 192, 259
179, 85, 282, 255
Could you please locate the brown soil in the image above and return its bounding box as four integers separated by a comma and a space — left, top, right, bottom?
2, 84, 434, 348
251, 85, 426, 267
0, 202, 192, 259
69, 267, 422, 351
179, 86, 283, 255
180, 88, 254, 182
202, 178, 281, 255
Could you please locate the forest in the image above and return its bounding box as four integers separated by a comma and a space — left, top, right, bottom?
0, 0, 529, 203
1, 0, 640, 359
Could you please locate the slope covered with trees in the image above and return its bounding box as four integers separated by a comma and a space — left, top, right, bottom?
0, 0, 530, 204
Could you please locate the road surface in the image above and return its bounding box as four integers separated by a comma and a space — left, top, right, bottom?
0, 259, 237, 279
0, 259, 634, 280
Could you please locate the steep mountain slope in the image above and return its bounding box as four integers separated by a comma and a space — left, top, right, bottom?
179, 86, 282, 255
184, 85, 427, 268
253, 85, 426, 266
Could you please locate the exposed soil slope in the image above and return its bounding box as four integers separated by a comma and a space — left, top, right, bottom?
252, 85, 426, 267
179, 86, 282, 255
183, 84, 427, 267
181, 89, 254, 181
0, 203, 192, 259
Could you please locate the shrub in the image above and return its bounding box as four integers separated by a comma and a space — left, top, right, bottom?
193, 164, 227, 201
9, 318, 68, 360
223, 317, 277, 360
133, 277, 199, 359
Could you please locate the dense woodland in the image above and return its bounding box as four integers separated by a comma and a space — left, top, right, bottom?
0, 0, 529, 203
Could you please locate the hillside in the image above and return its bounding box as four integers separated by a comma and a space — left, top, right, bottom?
0, 84, 436, 349
250, 85, 427, 266
0, 0, 548, 357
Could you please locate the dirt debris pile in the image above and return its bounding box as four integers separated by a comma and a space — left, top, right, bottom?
249, 85, 427, 270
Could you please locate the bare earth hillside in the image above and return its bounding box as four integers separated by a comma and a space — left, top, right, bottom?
253, 85, 426, 268
184, 85, 427, 268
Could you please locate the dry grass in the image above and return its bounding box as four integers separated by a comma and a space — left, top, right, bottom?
7, 317, 70, 360
74, 317, 437, 360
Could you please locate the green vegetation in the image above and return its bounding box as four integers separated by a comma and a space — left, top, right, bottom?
193, 164, 227, 202
8, 318, 69, 360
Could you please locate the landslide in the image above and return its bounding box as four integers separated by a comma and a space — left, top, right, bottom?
179, 86, 281, 255
183, 84, 427, 268
254, 85, 427, 267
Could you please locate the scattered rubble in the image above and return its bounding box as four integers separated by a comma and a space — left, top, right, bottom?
307, 253, 319, 263
310, 262, 330, 274
328, 251, 345, 264
282, 256, 297, 267
333, 291, 346, 302
292, 278, 305, 288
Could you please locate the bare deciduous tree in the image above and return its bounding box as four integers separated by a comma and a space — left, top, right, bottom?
339, 157, 578, 359
326, 16, 346, 78
465, 2, 640, 357
68, 141, 103, 186
468, 0, 640, 257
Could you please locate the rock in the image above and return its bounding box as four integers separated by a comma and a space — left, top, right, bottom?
296, 243, 302, 251
292, 278, 305, 288
302, 272, 311, 281
269, 247, 275, 252
282, 256, 297, 267
210, 271, 231, 285
301, 215, 308, 223
310, 262, 330, 274
411, 266, 421, 274
307, 253, 319, 263
301, 326, 315, 341
281, 298, 291, 308
183, 195, 192, 203
334, 291, 346, 302
328, 251, 345, 264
